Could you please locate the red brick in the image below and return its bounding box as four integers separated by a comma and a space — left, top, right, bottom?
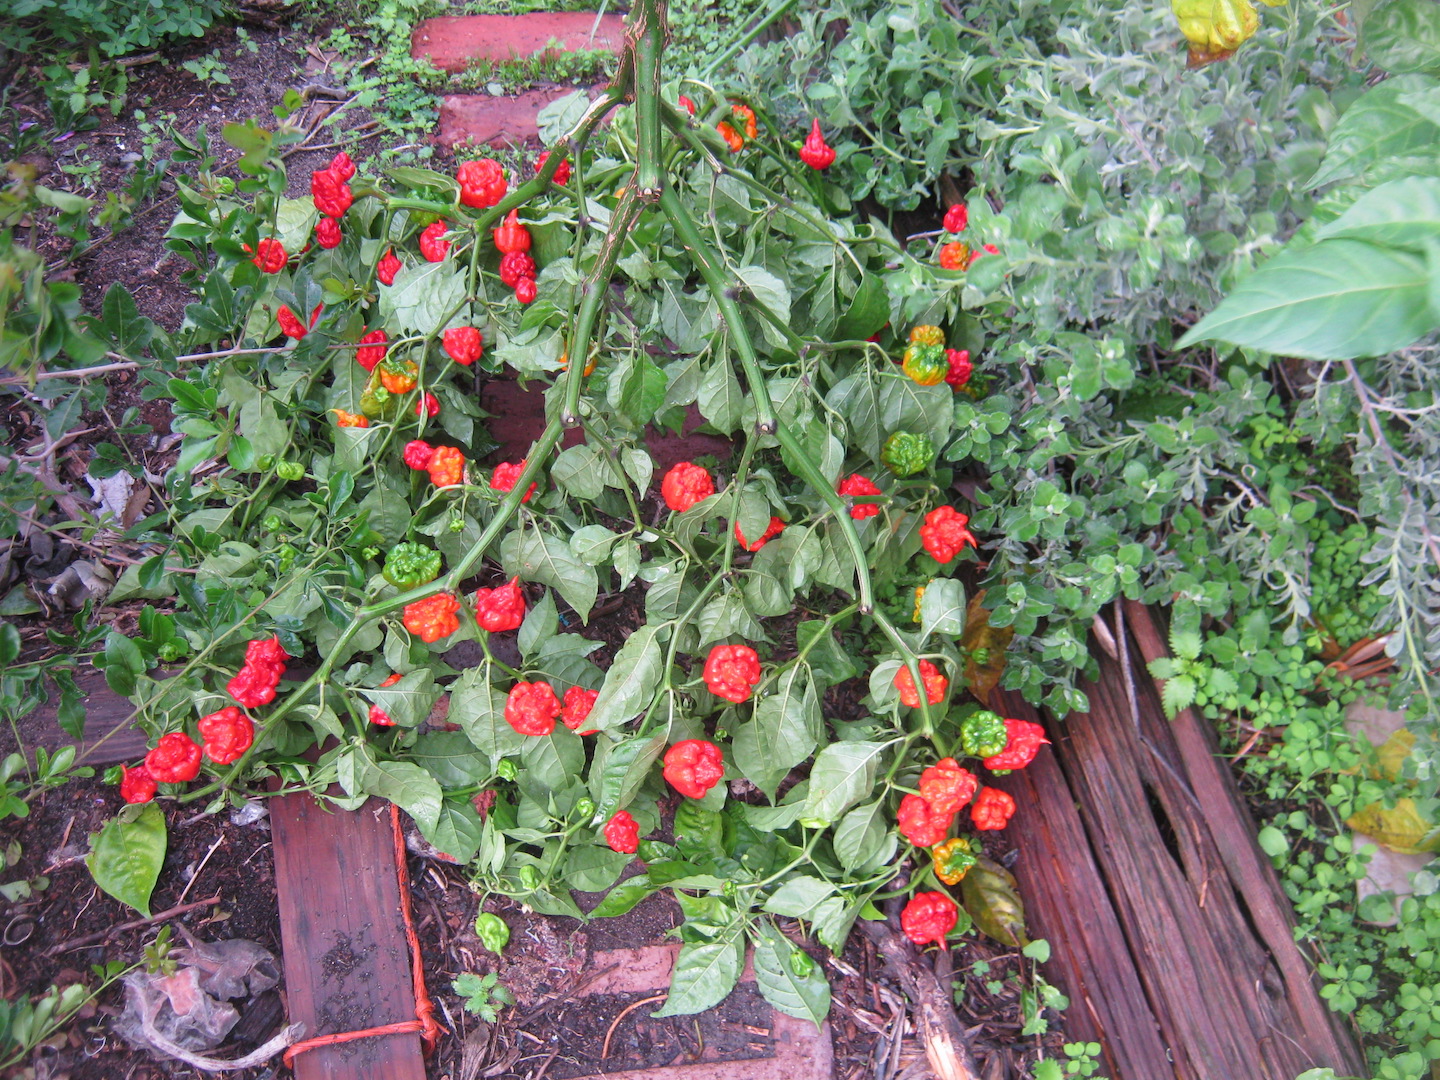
413, 12, 628, 74
438, 88, 589, 149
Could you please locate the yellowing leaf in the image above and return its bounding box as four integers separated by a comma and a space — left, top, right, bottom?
960, 856, 1029, 947
1346, 797, 1440, 855
961, 594, 1014, 705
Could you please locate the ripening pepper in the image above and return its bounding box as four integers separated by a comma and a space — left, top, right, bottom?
971, 786, 1016, 830
377, 249, 402, 286
982, 719, 1049, 772
505, 680, 562, 736
198, 705, 254, 765
380, 672, 404, 687
536, 150, 571, 185
475, 577, 526, 632
912, 584, 928, 623
932, 837, 978, 886
383, 542, 442, 589
881, 431, 935, 477
403, 593, 462, 643
838, 474, 882, 519
1172, 0, 1260, 65
894, 659, 948, 707
248, 238, 287, 274
369, 703, 395, 726
798, 118, 835, 170
945, 348, 973, 388
493, 209, 531, 254
921, 506, 978, 563
604, 810, 641, 854
939, 241, 969, 271
901, 891, 959, 949
732, 103, 759, 139
145, 732, 203, 784
404, 439, 435, 471
356, 329, 388, 371
491, 460, 537, 503
735, 516, 784, 552
419, 221, 451, 262
499, 251, 536, 287
909, 325, 946, 347
443, 326, 483, 366
562, 686, 599, 735
311, 165, 353, 219
959, 710, 1009, 759
717, 120, 745, 152
514, 277, 537, 305
663, 739, 725, 799
457, 158, 507, 208
315, 217, 343, 249
919, 758, 979, 817
426, 446, 466, 488
120, 764, 157, 804
558, 350, 597, 376
415, 392, 440, 419
902, 342, 948, 386
703, 644, 762, 704
897, 793, 951, 848
661, 461, 714, 512
378, 359, 419, 394
943, 204, 968, 233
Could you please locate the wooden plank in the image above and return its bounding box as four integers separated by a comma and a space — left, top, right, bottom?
21, 669, 148, 767
270, 793, 427, 1080
987, 687, 1178, 1080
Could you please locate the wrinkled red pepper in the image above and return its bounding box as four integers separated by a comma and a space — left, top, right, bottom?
982, 719, 1049, 772
356, 329, 388, 371
278, 303, 322, 340
894, 659, 947, 708
499, 251, 536, 287
663, 739, 724, 799
311, 165, 352, 219
493, 209, 531, 254
970, 786, 1016, 830
475, 577, 526, 632
944, 348, 972, 388
897, 792, 951, 848
120, 764, 157, 804
369, 703, 395, 727
920, 506, 978, 563
228, 636, 289, 708
918, 758, 979, 817
837, 474, 882, 519
901, 891, 959, 949
198, 705, 254, 765
604, 810, 640, 854
661, 461, 714, 513
403, 593, 462, 643
419, 221, 451, 262
248, 238, 287, 274
535, 150, 571, 185
315, 217, 343, 249
426, 446, 466, 487
415, 391, 440, 418
457, 159, 507, 208
939, 242, 969, 271
491, 460, 537, 503
443, 326, 483, 366
404, 439, 436, 471
798, 118, 836, 170
377, 249, 402, 286
505, 680, 562, 736
717, 120, 744, 152
735, 516, 784, 552
943, 204, 968, 233
703, 644, 762, 704
514, 277, 537, 305
561, 686, 599, 735
145, 732, 203, 784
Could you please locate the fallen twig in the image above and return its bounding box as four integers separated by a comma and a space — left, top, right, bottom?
48, 893, 221, 955
600, 993, 666, 1058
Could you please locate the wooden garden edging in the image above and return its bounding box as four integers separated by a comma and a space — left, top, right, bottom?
990, 603, 1365, 1080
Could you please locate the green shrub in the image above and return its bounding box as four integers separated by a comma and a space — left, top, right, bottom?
0, 0, 226, 58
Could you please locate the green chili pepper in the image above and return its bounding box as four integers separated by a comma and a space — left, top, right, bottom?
382, 542, 442, 588
275, 461, 305, 481
475, 911, 511, 953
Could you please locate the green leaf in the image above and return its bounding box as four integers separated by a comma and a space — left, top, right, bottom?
652, 937, 744, 1017
697, 352, 744, 433
801, 742, 885, 826
1364, 0, 1440, 73
410, 732, 490, 789
738, 264, 792, 348
565, 844, 632, 892
617, 355, 668, 425
518, 591, 560, 660
358, 669, 439, 728
1314, 177, 1440, 251
0, 623, 19, 666
919, 578, 966, 642
380, 261, 468, 337
1429, 237, 1440, 319
733, 666, 818, 801
584, 624, 667, 733
1307, 75, 1440, 189
422, 799, 485, 863
763, 876, 836, 918
833, 272, 890, 340
359, 759, 443, 834
86, 803, 166, 917
101, 631, 146, 697
1257, 825, 1290, 858
591, 873, 658, 917
832, 800, 891, 871
752, 922, 831, 1029
1177, 239, 1435, 360
1160, 674, 1197, 719
1021, 938, 1052, 963
519, 726, 585, 793
501, 527, 598, 622
589, 732, 668, 825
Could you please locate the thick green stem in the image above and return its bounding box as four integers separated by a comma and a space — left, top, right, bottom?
700, 0, 801, 81
631, 0, 666, 198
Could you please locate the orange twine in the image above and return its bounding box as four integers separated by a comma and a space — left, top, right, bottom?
282, 803, 445, 1067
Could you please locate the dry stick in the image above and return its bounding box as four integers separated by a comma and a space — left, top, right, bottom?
176, 835, 226, 906
600, 994, 667, 1058
47, 893, 221, 955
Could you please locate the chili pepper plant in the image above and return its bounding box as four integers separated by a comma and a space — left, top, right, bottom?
87, 0, 1045, 1022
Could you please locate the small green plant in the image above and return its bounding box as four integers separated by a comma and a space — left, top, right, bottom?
143, 926, 179, 976
451, 972, 515, 1022
1145, 605, 1240, 719
0, 962, 129, 1071
1, 0, 224, 58
1033, 1042, 1109, 1080
182, 51, 233, 86
41, 55, 127, 132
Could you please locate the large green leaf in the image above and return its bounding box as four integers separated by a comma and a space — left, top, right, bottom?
752, 923, 831, 1029
1177, 238, 1434, 359
358, 669, 439, 728
359, 759, 443, 834
733, 667, 819, 801
1364, 0, 1440, 74
449, 666, 528, 763
1314, 177, 1440, 251
589, 732, 669, 824
519, 726, 585, 793
86, 803, 166, 917
380, 261, 468, 336
422, 799, 485, 863
1307, 75, 1440, 189
585, 624, 667, 733
801, 742, 885, 827
501, 526, 598, 622
652, 937, 745, 1017
919, 578, 967, 643
832, 800, 892, 871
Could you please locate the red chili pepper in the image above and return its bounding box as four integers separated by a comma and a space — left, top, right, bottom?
491, 460, 537, 503
969, 243, 1000, 266
311, 165, 353, 219
120, 764, 157, 804
702, 644, 762, 704
369, 703, 395, 727
499, 251, 536, 287
493, 209, 531, 254
734, 516, 784, 552
663, 739, 724, 799
419, 221, 451, 262
227, 635, 289, 708
918, 758, 979, 817
145, 732, 203, 784
248, 238, 287, 273
837, 474, 882, 519
678, 95, 696, 116
328, 151, 356, 181
415, 392, 440, 418
536, 150, 571, 185
897, 792, 951, 847
514, 277, 537, 304
426, 446, 466, 488
377, 249, 402, 286
604, 810, 640, 853
457, 158, 507, 209
561, 686, 599, 735
198, 705, 254, 765
798, 118, 836, 170
278, 302, 322, 340
920, 506, 978, 564
970, 786, 1016, 830
944, 348, 972, 388
894, 659, 947, 707
938, 242, 969, 271
380, 673, 404, 687
661, 461, 714, 512
943, 204, 968, 233
403, 593, 462, 643
475, 577, 526, 632
315, 217, 343, 249
404, 440, 436, 470
443, 326, 483, 366
717, 120, 744, 152
505, 680, 562, 736
982, 719, 1049, 772
356, 329, 388, 371
901, 891, 959, 949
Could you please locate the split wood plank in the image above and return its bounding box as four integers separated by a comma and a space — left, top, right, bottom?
18, 668, 148, 767
270, 792, 427, 1080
